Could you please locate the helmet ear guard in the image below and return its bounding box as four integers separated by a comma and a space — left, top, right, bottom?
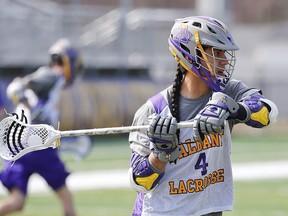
169, 47, 192, 73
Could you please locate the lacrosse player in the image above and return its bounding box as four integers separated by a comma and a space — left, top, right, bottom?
129, 16, 278, 216
0, 38, 84, 216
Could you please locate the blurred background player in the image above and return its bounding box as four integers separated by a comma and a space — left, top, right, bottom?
128, 16, 278, 215
0, 38, 84, 216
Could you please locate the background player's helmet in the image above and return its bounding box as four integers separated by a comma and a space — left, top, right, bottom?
49, 38, 84, 86
168, 16, 239, 92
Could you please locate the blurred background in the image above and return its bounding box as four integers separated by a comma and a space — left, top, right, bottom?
0, 1, 288, 216
0, 0, 287, 132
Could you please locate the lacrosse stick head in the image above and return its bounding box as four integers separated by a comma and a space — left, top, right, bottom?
0, 117, 61, 161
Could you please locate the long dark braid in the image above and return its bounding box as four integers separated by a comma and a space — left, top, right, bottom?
171, 63, 186, 138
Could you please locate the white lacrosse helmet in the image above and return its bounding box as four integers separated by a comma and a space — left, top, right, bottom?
168, 16, 239, 92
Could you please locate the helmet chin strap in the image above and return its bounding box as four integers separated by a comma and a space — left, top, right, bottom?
194, 30, 214, 76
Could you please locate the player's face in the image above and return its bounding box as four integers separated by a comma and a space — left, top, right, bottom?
200, 47, 228, 76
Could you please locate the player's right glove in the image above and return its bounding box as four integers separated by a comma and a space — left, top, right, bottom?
6, 78, 26, 104
148, 114, 181, 163
193, 92, 239, 142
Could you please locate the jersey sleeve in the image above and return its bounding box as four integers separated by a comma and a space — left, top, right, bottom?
224, 79, 260, 101
129, 101, 155, 156
225, 79, 278, 128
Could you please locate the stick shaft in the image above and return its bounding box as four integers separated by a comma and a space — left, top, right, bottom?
60, 121, 194, 137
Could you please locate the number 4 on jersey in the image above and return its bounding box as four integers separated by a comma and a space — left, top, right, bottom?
195, 152, 208, 175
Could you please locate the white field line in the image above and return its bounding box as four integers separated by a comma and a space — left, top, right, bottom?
1, 161, 288, 194
232, 160, 288, 180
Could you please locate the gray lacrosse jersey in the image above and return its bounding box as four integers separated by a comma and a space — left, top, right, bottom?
129, 79, 259, 216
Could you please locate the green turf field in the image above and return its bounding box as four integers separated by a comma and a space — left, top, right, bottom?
0, 133, 287, 216
3, 180, 288, 216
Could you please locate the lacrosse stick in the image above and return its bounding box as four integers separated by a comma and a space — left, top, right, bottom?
0, 116, 194, 161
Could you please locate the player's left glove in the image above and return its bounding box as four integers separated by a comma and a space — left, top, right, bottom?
193, 92, 239, 142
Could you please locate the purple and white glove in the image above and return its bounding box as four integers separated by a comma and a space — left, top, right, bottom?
193, 92, 239, 142
148, 114, 181, 163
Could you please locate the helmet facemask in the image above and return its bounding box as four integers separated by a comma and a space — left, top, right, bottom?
194, 45, 236, 91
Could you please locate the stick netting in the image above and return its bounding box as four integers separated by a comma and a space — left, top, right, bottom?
0, 117, 50, 160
